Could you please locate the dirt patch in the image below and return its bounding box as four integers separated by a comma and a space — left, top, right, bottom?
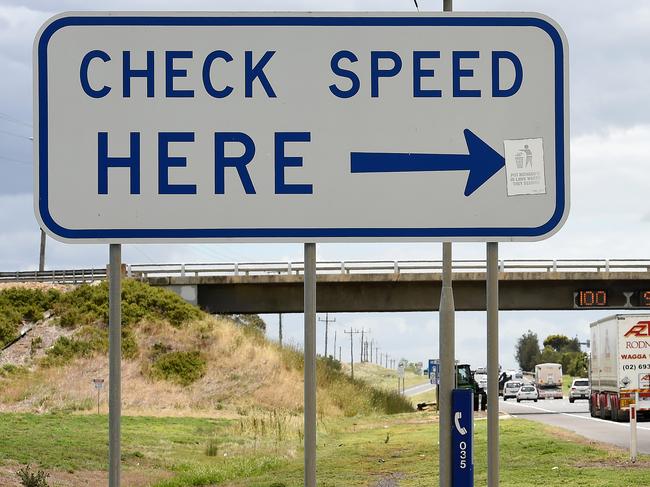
0, 316, 76, 368
0, 463, 170, 487
573, 458, 650, 468
371, 472, 406, 487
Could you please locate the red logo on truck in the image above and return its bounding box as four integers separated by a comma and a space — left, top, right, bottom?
624, 321, 650, 337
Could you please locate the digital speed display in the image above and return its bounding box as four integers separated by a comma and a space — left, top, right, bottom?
575, 290, 608, 307
574, 290, 650, 308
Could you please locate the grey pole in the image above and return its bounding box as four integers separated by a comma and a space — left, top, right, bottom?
303, 242, 317, 487
279, 313, 283, 347
439, 242, 455, 487
38, 229, 46, 272
108, 244, 122, 487
487, 242, 499, 487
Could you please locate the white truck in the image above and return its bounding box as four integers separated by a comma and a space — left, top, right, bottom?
590, 314, 650, 422
534, 363, 563, 399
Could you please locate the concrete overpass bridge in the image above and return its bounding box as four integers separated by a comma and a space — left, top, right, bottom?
3, 259, 650, 313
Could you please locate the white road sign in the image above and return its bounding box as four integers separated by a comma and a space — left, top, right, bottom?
34, 12, 569, 243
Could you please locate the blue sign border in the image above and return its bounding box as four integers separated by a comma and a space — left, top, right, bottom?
37, 15, 567, 241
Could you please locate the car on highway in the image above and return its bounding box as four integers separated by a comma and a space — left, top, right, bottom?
502, 380, 524, 401
569, 378, 590, 403
516, 385, 539, 403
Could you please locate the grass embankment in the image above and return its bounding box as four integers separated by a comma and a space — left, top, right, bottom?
0, 412, 647, 487
343, 362, 429, 393
0, 282, 412, 417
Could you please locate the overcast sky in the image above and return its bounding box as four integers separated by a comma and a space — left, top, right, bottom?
1, 0, 649, 370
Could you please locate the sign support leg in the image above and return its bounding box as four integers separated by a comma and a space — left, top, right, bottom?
440, 2, 454, 484
487, 242, 499, 487
304, 243, 317, 487
109, 244, 122, 487
439, 242, 455, 487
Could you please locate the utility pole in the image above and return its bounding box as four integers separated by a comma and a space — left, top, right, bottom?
339, 346, 341, 362
359, 328, 365, 363
370, 339, 374, 363
333, 330, 337, 360
318, 313, 336, 358
38, 229, 46, 272
278, 313, 283, 347
344, 328, 360, 380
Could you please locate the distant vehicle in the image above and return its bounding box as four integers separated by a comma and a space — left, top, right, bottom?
589, 314, 650, 422
514, 371, 524, 380
456, 364, 487, 411
569, 378, 590, 403
503, 380, 524, 401
535, 363, 563, 400
516, 385, 538, 403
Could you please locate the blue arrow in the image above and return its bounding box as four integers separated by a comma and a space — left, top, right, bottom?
350, 129, 505, 197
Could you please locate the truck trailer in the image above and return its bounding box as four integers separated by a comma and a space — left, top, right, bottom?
534, 363, 563, 399
590, 314, 650, 422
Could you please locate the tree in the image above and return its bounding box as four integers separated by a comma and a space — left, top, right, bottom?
543, 334, 570, 352
231, 314, 266, 331
543, 334, 581, 353
515, 330, 541, 372
540, 345, 562, 364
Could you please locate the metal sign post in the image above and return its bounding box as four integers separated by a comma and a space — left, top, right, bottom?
486, 242, 499, 487
303, 243, 317, 487
439, 242, 455, 487
93, 378, 105, 415
630, 394, 639, 463
108, 244, 121, 487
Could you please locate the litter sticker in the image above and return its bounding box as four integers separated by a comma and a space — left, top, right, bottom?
504, 138, 546, 196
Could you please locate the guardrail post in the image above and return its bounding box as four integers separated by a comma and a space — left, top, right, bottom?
552, 260, 557, 272
341, 261, 345, 274
605, 259, 610, 272
288, 262, 292, 274
234, 263, 239, 276
631, 400, 638, 463
180, 264, 186, 277
127, 265, 132, 278
394, 261, 399, 274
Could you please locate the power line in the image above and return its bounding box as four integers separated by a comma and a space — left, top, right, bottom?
0, 155, 31, 166
0, 112, 32, 128
0, 129, 32, 141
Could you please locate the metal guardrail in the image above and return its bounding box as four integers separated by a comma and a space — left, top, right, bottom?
1, 259, 650, 284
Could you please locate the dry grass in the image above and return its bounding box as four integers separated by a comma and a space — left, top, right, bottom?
0, 315, 352, 417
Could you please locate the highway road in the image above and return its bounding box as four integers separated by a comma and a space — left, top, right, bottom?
501, 397, 650, 454
404, 382, 436, 397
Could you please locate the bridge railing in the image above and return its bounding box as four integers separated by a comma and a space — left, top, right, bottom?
2, 259, 650, 283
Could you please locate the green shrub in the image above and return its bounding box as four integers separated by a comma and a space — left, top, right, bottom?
54, 280, 201, 328
16, 465, 50, 487
205, 438, 219, 456
0, 364, 29, 378
42, 326, 138, 367
151, 351, 206, 386
0, 287, 59, 348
